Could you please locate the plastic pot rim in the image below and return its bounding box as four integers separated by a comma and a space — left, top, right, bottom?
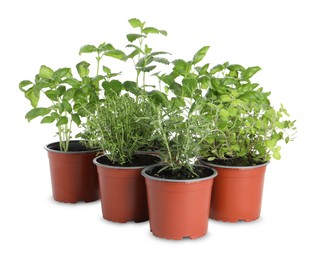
199, 158, 270, 170
93, 154, 160, 170
141, 163, 218, 183
44, 140, 101, 154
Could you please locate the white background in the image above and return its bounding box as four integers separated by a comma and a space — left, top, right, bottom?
0, 0, 316, 259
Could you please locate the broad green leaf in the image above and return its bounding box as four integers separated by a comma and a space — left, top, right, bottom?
173, 59, 191, 76
227, 64, 245, 71
53, 68, 71, 79
103, 66, 111, 74
63, 78, 81, 88
33, 81, 49, 98
39, 65, 54, 79
171, 97, 186, 109
25, 107, 51, 121
79, 45, 97, 54
182, 77, 198, 97
56, 116, 68, 126
45, 90, 58, 101
76, 61, 90, 79
63, 88, 76, 101
153, 57, 169, 65
193, 46, 210, 65
143, 27, 167, 36
102, 80, 122, 96
71, 113, 81, 126
41, 116, 55, 124
272, 146, 281, 160
151, 51, 171, 56
228, 107, 237, 116
137, 65, 156, 72
241, 66, 261, 79
128, 18, 143, 28
148, 90, 168, 106
199, 76, 211, 89
220, 95, 231, 102
99, 43, 114, 51
223, 77, 237, 85
25, 88, 39, 108
61, 101, 72, 113
136, 56, 154, 68
123, 81, 140, 95
105, 49, 126, 60
126, 34, 146, 43
57, 85, 66, 97
210, 64, 225, 75
19, 80, 33, 92
219, 109, 229, 121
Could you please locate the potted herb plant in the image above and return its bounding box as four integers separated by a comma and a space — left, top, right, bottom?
19, 42, 125, 203
141, 47, 218, 240
200, 63, 296, 222
82, 92, 160, 223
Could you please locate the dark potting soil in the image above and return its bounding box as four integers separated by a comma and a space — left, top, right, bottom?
97, 154, 160, 167
203, 158, 267, 167
147, 165, 215, 180
47, 141, 97, 152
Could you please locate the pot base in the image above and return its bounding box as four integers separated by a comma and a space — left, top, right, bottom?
211, 216, 259, 223
151, 230, 207, 240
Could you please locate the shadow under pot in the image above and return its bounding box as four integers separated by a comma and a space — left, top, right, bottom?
93, 154, 160, 223
45, 140, 100, 203
200, 159, 269, 222
141, 164, 218, 240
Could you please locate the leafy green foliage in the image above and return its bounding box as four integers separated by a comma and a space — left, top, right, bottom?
200, 63, 296, 165
82, 94, 154, 165
19, 63, 101, 152
125, 18, 170, 91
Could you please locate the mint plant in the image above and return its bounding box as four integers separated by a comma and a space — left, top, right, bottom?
19, 61, 100, 152
200, 63, 296, 166
125, 18, 170, 90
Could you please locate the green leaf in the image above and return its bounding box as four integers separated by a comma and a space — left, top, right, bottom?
220, 95, 231, 102
45, 90, 58, 101
39, 65, 54, 79
76, 61, 90, 78
25, 88, 39, 108
56, 116, 68, 126
105, 50, 126, 60
103, 66, 111, 74
210, 64, 225, 75
148, 90, 168, 106
137, 65, 156, 72
61, 101, 72, 113
173, 59, 191, 76
128, 18, 144, 28
126, 34, 146, 43
57, 85, 66, 97
53, 68, 71, 79
41, 116, 55, 124
273, 146, 281, 160
143, 27, 167, 36
193, 46, 210, 65
63, 78, 81, 88
102, 80, 122, 96
19, 80, 33, 92
219, 109, 229, 121
151, 51, 171, 56
228, 107, 237, 116
79, 44, 97, 54
25, 107, 51, 121
182, 77, 198, 97
99, 43, 114, 51
241, 66, 261, 79
227, 64, 245, 71
63, 88, 76, 101
153, 57, 170, 65
71, 113, 81, 126
123, 81, 140, 95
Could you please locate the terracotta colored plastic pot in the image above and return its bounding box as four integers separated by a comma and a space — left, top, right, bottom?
200, 160, 269, 222
141, 164, 218, 240
93, 155, 158, 223
45, 141, 100, 203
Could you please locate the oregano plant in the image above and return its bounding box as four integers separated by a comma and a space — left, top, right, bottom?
200, 63, 296, 166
